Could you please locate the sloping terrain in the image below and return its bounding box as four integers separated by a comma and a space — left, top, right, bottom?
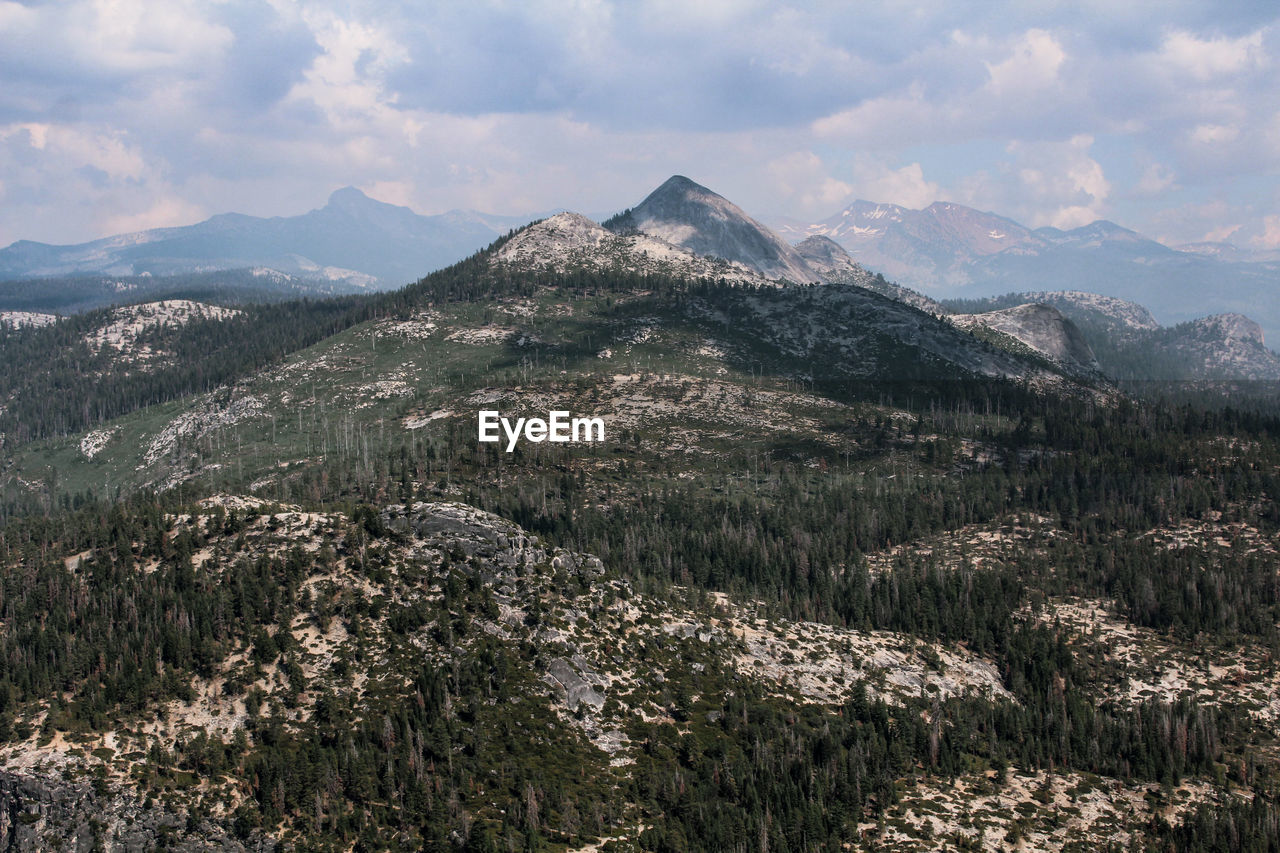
2, 476, 1275, 849
1, 181, 1279, 850
946, 290, 1280, 383
492, 212, 766, 284
950, 303, 1098, 372
0, 312, 57, 328
607, 176, 820, 283
959, 290, 1161, 338
0, 268, 373, 316
2, 272, 1093, 503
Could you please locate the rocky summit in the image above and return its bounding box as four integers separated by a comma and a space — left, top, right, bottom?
607, 176, 821, 283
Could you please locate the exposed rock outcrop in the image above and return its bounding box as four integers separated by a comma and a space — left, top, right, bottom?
951, 303, 1098, 371
607, 176, 820, 283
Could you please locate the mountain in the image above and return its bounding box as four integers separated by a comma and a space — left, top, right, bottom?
0, 268, 374, 315
606, 175, 821, 282
792, 234, 873, 283
1176, 241, 1280, 264
1157, 313, 1280, 380
777, 199, 1042, 287
780, 200, 1280, 343
945, 291, 1280, 382
0, 188, 536, 289
972, 290, 1161, 338
5, 178, 1280, 849
949, 303, 1099, 372
491, 211, 769, 285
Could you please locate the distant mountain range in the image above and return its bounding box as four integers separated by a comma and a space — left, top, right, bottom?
502, 175, 1279, 384
5, 181, 1277, 348
776, 200, 1280, 343
2, 174, 1277, 384
0, 188, 538, 289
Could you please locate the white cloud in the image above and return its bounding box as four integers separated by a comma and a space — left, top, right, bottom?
1134, 161, 1177, 195
1158, 28, 1267, 80
1007, 134, 1110, 227
0, 121, 186, 244
1190, 123, 1241, 145
286, 11, 411, 136
362, 180, 416, 208
0, 2, 1277, 254
985, 28, 1066, 98
0, 122, 146, 181
0, 0, 235, 78
1201, 223, 1242, 243
765, 151, 854, 216
638, 0, 762, 31
102, 195, 207, 236
810, 84, 942, 150
1047, 205, 1100, 230
1253, 214, 1280, 249
948, 134, 1113, 229
851, 159, 941, 210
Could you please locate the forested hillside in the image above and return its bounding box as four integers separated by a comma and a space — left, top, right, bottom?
0, 228, 1278, 849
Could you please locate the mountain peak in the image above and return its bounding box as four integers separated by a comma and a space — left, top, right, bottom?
654, 174, 703, 194
608, 176, 820, 282
326, 186, 382, 211
793, 235, 869, 281
1194, 313, 1265, 346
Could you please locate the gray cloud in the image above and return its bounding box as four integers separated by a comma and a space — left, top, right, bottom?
0, 0, 1277, 252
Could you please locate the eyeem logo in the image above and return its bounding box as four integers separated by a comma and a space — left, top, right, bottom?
478, 410, 605, 452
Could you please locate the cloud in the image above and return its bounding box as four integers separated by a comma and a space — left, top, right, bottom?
0, 1, 1277, 253
1145, 199, 1271, 247
101, 195, 207, 236
850, 159, 941, 210
1202, 223, 1243, 243
1134, 160, 1178, 195
0, 120, 177, 244
985, 29, 1066, 98
1190, 123, 1241, 145
1009, 135, 1111, 227
1253, 214, 1280, 249
1158, 29, 1267, 80
765, 152, 854, 216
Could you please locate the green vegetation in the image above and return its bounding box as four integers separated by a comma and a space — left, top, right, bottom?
1, 249, 1278, 849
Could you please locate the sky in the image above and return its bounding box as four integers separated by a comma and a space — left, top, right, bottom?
0, 0, 1278, 251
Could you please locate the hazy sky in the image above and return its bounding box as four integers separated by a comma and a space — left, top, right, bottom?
1, 0, 1277, 250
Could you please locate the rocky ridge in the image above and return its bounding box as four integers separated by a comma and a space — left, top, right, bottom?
492, 212, 769, 284
607, 176, 821, 283
950, 303, 1099, 371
